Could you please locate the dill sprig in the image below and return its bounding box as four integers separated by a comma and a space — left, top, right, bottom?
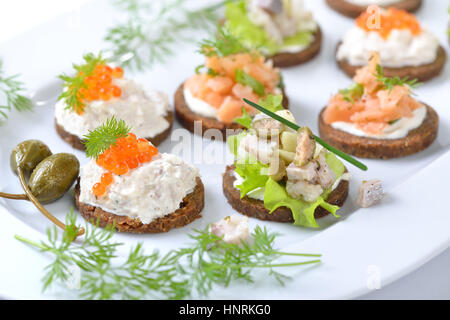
105, 0, 225, 71
83, 117, 131, 159
0, 59, 32, 121
375, 64, 422, 92
199, 25, 250, 57
16, 210, 322, 300
58, 53, 107, 114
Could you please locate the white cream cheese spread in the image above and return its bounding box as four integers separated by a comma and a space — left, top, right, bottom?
79, 153, 199, 224
183, 87, 219, 119
331, 105, 427, 139
337, 27, 439, 68
55, 78, 171, 139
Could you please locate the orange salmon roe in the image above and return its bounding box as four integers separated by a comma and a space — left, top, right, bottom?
75, 65, 124, 115
356, 7, 421, 39
92, 133, 158, 197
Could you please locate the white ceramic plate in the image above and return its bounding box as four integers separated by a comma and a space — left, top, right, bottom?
0, 0, 449, 299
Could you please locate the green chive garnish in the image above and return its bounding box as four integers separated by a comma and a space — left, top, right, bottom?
243, 98, 368, 171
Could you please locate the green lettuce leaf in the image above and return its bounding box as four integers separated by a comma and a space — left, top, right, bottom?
234, 107, 252, 129
225, 0, 313, 55
258, 94, 284, 112
281, 31, 313, 48
235, 159, 269, 198
225, 1, 278, 54
227, 130, 248, 157
264, 152, 345, 228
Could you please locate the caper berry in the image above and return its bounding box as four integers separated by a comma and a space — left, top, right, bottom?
28, 153, 80, 204
10, 140, 52, 177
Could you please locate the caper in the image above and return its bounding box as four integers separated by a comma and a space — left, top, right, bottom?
28, 153, 80, 204
10, 140, 52, 176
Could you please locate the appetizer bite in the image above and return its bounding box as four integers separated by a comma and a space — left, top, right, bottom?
223, 101, 350, 228
75, 118, 204, 233
174, 27, 288, 140
336, 7, 446, 81
55, 53, 173, 150
319, 52, 439, 159
326, 0, 422, 18
223, 0, 322, 67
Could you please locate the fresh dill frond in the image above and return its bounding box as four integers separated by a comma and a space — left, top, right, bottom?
375, 64, 422, 92
16, 210, 322, 300
199, 25, 250, 57
58, 52, 107, 114
83, 117, 131, 159
0, 59, 32, 121
105, 0, 224, 71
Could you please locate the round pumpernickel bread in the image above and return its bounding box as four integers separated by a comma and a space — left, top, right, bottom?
336, 44, 447, 82
326, 0, 422, 18
55, 111, 174, 151
318, 104, 439, 159
174, 84, 289, 141
270, 26, 322, 68
75, 176, 204, 233
222, 165, 349, 223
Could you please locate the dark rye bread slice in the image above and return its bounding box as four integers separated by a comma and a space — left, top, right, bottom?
318, 104, 439, 159
55, 111, 174, 151
222, 165, 349, 223
75, 176, 204, 233
326, 0, 422, 18
336, 44, 447, 82
174, 84, 289, 141
270, 26, 322, 68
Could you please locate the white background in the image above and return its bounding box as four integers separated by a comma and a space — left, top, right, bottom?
0, 0, 449, 300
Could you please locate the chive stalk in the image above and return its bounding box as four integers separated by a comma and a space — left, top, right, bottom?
243, 98, 368, 171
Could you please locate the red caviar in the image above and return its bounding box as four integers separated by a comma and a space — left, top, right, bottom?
356, 7, 421, 39
92, 133, 159, 197
76, 65, 124, 115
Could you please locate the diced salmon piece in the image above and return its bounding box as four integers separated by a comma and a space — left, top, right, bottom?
206, 76, 233, 94
188, 52, 281, 124
246, 63, 280, 90
324, 51, 424, 135
185, 74, 213, 99
354, 52, 382, 95
232, 83, 256, 101
203, 91, 225, 109
206, 56, 223, 75
323, 95, 365, 123
217, 97, 245, 124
